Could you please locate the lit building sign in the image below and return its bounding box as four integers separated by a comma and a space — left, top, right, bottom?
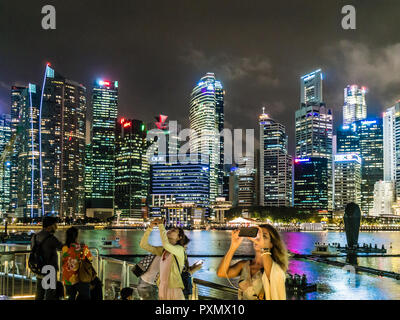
151, 156, 165, 163
361, 120, 377, 126
98, 80, 111, 86
301, 69, 321, 81
334, 154, 362, 164
294, 158, 310, 163
155, 115, 168, 130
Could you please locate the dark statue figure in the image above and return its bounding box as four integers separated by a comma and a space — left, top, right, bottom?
343, 202, 361, 249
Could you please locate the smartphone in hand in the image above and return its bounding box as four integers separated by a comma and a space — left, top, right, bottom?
194, 259, 204, 266
238, 227, 258, 238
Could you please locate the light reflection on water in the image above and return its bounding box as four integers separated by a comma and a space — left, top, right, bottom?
55, 229, 400, 300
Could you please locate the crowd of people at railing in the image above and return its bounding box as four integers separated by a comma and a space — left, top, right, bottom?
29, 216, 288, 300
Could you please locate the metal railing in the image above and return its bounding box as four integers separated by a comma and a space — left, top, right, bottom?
0, 244, 237, 300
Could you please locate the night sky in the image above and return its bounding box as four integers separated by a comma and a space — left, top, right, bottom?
1, 0, 400, 153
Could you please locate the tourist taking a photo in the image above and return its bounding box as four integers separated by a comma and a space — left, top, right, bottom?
217, 224, 288, 300
140, 218, 190, 300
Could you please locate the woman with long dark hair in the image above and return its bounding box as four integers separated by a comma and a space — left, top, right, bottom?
61, 227, 93, 300
217, 224, 288, 300
140, 218, 190, 300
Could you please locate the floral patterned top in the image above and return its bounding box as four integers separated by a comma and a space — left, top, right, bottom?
62, 243, 93, 286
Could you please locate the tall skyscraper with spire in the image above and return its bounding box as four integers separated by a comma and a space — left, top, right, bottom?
295, 69, 333, 214
259, 108, 292, 207
189, 73, 224, 202
40, 65, 87, 217
343, 85, 367, 125
9, 64, 86, 218
10, 84, 41, 218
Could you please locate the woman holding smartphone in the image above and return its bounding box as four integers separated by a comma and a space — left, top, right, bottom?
139, 218, 189, 300
216, 224, 288, 300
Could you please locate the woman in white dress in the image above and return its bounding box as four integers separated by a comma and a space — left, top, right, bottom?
217, 224, 288, 300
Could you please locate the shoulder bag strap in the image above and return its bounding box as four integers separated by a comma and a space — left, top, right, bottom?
173, 255, 181, 274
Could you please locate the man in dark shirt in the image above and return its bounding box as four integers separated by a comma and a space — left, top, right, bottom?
31, 216, 63, 300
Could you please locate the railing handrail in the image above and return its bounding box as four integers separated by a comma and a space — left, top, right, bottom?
193, 278, 237, 294
0, 244, 237, 300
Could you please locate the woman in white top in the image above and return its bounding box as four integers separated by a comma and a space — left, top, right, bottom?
217, 224, 288, 300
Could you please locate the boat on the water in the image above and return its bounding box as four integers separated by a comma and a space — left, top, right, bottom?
311, 243, 340, 256
101, 237, 121, 248
0, 232, 33, 245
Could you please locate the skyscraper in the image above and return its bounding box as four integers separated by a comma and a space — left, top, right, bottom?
0, 114, 11, 216
337, 119, 384, 215
293, 157, 328, 212
343, 85, 367, 125
13, 84, 41, 218
10, 86, 26, 214
40, 65, 87, 217
383, 104, 400, 186
300, 69, 323, 105
237, 156, 256, 208
189, 73, 224, 203
115, 118, 149, 220
86, 79, 118, 218
334, 154, 362, 212
295, 69, 332, 214
370, 181, 396, 216
295, 102, 333, 158
337, 124, 360, 154
259, 109, 292, 207
150, 154, 210, 208
358, 119, 384, 215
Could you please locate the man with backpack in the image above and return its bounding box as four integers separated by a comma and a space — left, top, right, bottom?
30, 216, 63, 300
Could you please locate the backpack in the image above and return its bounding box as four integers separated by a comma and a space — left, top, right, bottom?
173, 254, 193, 296
28, 233, 52, 275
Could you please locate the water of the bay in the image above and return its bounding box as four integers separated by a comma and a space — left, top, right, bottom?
55, 229, 400, 300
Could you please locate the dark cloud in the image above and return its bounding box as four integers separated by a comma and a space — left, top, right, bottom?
1, 0, 400, 154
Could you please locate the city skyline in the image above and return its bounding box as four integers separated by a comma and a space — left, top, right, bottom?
2, 1, 400, 154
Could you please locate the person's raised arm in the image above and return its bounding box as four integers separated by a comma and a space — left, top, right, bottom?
249, 227, 273, 280
217, 230, 245, 278
157, 224, 184, 258
139, 221, 163, 256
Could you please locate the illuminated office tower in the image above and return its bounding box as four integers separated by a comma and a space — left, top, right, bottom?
383, 105, 397, 181
86, 80, 118, 218
383, 104, 400, 201
300, 69, 323, 105
358, 119, 384, 215
337, 119, 384, 214
9, 86, 26, 214
39, 66, 87, 217
13, 84, 41, 218
259, 109, 292, 207
84, 143, 93, 204
0, 114, 11, 216
343, 85, 367, 125
337, 124, 360, 154
370, 181, 396, 216
115, 118, 149, 220
295, 69, 333, 214
334, 154, 362, 211
296, 71, 332, 158
237, 156, 256, 208
189, 73, 224, 203
396, 106, 400, 199
150, 154, 210, 208
293, 157, 328, 212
